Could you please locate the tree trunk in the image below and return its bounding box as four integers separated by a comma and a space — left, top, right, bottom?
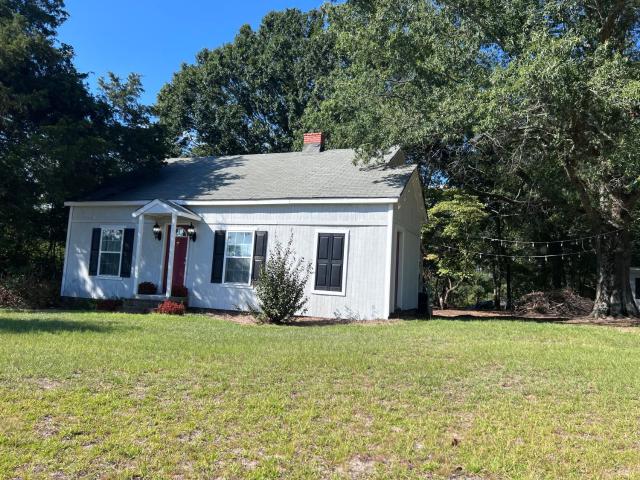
505, 258, 513, 310
493, 215, 503, 309
492, 261, 501, 310
592, 227, 639, 318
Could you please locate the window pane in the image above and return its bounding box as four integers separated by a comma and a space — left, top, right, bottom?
224, 257, 251, 283
226, 232, 252, 257
101, 229, 123, 252
99, 252, 120, 276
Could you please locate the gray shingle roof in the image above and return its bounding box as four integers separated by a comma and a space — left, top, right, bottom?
88, 149, 416, 202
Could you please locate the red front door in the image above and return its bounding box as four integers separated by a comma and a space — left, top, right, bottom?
163, 225, 189, 294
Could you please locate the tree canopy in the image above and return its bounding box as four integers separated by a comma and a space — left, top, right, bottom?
156, 8, 336, 157
304, 0, 640, 317
0, 0, 167, 277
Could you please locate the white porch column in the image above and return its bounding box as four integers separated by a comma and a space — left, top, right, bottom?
165, 213, 177, 298
132, 213, 144, 297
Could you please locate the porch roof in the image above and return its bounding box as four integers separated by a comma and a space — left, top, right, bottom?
131, 199, 202, 221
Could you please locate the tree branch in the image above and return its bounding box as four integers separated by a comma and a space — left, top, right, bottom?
562, 156, 602, 226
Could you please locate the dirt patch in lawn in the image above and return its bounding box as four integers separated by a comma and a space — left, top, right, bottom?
35, 415, 58, 438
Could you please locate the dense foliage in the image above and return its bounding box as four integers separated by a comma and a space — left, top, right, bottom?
156, 8, 336, 157
423, 189, 489, 308
0, 0, 167, 283
304, 0, 640, 317
253, 237, 312, 324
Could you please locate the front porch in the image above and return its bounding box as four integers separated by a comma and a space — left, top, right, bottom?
130, 199, 202, 299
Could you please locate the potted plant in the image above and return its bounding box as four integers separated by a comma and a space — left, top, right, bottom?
137, 282, 157, 295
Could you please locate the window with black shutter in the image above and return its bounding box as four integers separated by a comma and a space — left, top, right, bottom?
314, 233, 346, 292
89, 227, 134, 278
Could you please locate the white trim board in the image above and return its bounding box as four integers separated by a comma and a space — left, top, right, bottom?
65, 197, 400, 207
383, 204, 394, 317
60, 206, 74, 296
132, 199, 201, 221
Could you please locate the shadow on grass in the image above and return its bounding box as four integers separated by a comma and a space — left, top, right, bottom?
429, 314, 570, 324
0, 317, 124, 334
425, 313, 640, 327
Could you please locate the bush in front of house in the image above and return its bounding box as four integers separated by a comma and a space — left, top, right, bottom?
137, 282, 157, 295
156, 300, 185, 315
253, 236, 312, 324
96, 299, 123, 312
170, 285, 188, 298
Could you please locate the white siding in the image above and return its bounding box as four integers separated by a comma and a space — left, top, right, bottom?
391, 171, 427, 311
62, 203, 391, 320
62, 207, 163, 299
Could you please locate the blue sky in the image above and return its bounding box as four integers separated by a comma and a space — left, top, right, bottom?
58, 0, 323, 105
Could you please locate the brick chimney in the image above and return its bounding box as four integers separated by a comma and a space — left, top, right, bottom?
302, 132, 325, 153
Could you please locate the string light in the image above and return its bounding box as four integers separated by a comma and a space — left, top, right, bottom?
432, 244, 596, 260
473, 229, 621, 245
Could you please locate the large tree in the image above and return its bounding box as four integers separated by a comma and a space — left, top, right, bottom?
307, 0, 640, 317
0, 0, 166, 277
469, 0, 640, 317
156, 8, 336, 156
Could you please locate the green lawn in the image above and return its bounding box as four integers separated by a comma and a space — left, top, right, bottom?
1, 312, 640, 479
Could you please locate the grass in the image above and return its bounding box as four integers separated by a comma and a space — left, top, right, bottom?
1, 311, 640, 479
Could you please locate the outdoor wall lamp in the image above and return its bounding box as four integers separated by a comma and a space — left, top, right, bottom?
187, 223, 197, 242
152, 222, 162, 241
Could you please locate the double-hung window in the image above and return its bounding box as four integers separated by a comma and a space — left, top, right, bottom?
224, 231, 253, 284
98, 228, 124, 277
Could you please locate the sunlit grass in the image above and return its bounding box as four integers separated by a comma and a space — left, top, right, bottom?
1, 310, 639, 479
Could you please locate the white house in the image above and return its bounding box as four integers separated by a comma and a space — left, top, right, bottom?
61, 133, 426, 320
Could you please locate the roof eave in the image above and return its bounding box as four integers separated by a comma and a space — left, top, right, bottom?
64, 197, 401, 207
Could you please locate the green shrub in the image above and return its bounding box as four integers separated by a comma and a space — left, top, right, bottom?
253, 237, 312, 324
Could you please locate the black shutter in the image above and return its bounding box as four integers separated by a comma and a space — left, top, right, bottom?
252, 231, 268, 282
635, 278, 640, 299
329, 234, 344, 290
89, 228, 101, 276
120, 228, 135, 278
314, 233, 345, 291
211, 230, 226, 283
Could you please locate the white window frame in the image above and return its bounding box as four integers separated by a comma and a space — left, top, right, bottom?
311, 228, 349, 297
222, 229, 255, 286
97, 226, 125, 278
